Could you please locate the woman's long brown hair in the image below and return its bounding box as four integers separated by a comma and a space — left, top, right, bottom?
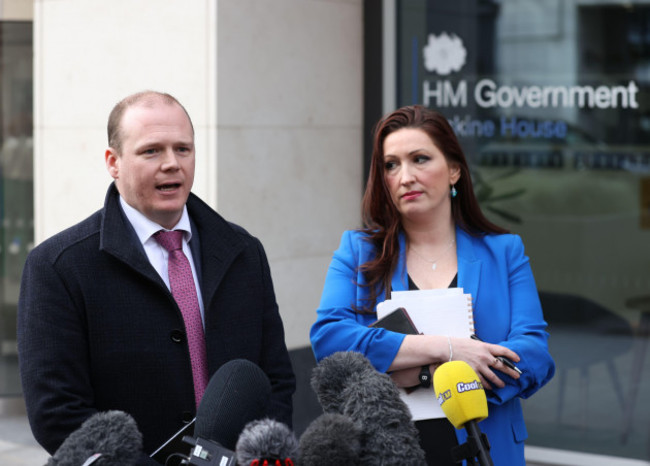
357, 105, 508, 314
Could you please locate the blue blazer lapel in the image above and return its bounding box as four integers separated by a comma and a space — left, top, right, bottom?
456, 227, 482, 301
391, 232, 410, 293
391, 229, 482, 296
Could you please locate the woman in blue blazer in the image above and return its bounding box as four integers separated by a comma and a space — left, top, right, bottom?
311, 105, 555, 465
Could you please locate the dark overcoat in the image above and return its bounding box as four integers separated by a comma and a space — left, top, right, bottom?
18, 184, 295, 464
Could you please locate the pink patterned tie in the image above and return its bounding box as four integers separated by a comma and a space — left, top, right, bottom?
154, 230, 208, 408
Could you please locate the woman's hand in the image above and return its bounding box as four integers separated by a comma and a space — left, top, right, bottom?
449, 337, 521, 390
387, 334, 520, 390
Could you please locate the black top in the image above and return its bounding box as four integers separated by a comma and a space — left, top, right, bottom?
408, 273, 459, 466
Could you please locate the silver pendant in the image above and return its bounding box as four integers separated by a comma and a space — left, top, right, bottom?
432, 263, 437, 271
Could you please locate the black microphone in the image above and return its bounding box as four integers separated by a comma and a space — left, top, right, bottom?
180, 359, 272, 466
45, 410, 142, 466
235, 418, 298, 466
310, 351, 426, 465
298, 413, 361, 465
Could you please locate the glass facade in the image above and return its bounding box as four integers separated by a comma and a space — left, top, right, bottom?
395, 0, 650, 461
0, 21, 33, 397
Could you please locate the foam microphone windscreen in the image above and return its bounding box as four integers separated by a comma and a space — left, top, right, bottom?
298, 413, 361, 466
195, 359, 271, 451
433, 361, 488, 429
46, 410, 142, 466
235, 418, 298, 466
311, 351, 426, 465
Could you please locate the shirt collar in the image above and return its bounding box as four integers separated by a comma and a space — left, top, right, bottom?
119, 196, 192, 245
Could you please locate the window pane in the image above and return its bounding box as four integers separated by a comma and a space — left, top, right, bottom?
396, 0, 650, 461
0, 21, 33, 397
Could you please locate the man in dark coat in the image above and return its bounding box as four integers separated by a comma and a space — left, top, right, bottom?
17, 91, 295, 465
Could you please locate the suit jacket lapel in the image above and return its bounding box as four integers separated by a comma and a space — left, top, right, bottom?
99, 184, 164, 286
99, 184, 247, 310
186, 194, 245, 310
456, 227, 481, 302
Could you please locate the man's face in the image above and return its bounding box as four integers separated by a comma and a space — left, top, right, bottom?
105, 101, 195, 229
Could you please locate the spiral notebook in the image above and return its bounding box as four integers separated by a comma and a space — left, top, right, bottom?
376, 288, 474, 420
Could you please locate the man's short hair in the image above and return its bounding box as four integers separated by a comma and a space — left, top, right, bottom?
107, 91, 194, 153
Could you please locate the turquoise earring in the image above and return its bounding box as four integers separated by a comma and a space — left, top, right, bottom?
451, 185, 457, 198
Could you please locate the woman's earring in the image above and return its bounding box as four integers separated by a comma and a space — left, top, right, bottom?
451, 185, 457, 198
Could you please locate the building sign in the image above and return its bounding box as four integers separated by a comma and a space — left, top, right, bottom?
405, 29, 649, 172
424, 77, 639, 110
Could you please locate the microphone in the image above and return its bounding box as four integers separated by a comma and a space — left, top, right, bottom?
45, 410, 142, 466
310, 351, 426, 464
180, 359, 272, 466
298, 413, 361, 465
235, 418, 298, 466
433, 360, 493, 466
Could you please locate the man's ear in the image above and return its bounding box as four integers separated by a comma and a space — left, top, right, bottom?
105, 148, 119, 180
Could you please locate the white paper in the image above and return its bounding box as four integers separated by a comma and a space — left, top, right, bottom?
400, 386, 445, 420
378, 288, 474, 420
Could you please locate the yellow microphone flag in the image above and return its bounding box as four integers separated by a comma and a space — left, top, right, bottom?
433, 361, 488, 429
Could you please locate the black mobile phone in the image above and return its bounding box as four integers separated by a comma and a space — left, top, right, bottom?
370, 307, 420, 335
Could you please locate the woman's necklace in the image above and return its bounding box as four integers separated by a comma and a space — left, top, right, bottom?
409, 238, 456, 271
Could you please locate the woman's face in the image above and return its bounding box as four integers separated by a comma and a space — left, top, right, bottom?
382, 127, 460, 223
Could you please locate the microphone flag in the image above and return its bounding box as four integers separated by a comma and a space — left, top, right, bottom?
433, 360, 488, 429
434, 361, 493, 466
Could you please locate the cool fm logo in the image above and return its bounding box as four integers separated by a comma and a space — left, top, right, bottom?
423, 32, 467, 76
